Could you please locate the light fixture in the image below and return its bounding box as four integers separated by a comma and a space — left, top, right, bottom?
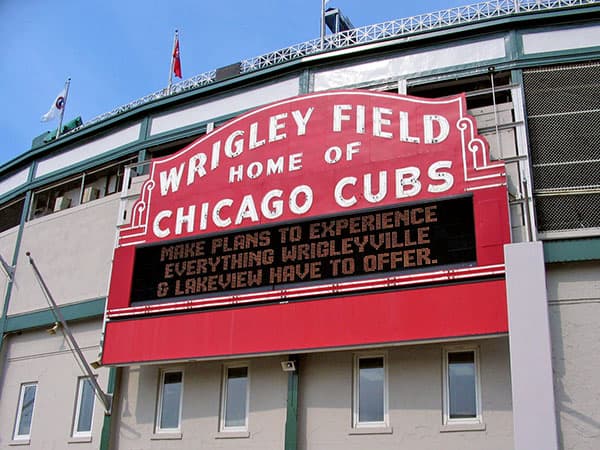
90, 359, 102, 369
281, 360, 296, 372
46, 322, 60, 335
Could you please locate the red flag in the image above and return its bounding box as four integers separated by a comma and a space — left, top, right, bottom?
173, 34, 182, 79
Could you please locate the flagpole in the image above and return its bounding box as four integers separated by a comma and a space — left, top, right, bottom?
320, 0, 327, 50
56, 78, 70, 138
168, 30, 178, 94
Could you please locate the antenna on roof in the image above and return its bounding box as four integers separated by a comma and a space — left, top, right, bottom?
320, 1, 354, 49
325, 6, 354, 33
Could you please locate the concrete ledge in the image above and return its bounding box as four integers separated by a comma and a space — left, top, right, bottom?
440, 422, 486, 433
68, 436, 93, 444
348, 426, 393, 435
214, 431, 250, 439
150, 432, 182, 440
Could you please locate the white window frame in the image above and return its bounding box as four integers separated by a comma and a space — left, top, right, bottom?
72, 376, 96, 438
219, 363, 250, 432
155, 369, 184, 434
13, 382, 38, 441
353, 353, 389, 428
442, 346, 483, 426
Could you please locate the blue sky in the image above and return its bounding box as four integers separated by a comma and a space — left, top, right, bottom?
0, 0, 473, 166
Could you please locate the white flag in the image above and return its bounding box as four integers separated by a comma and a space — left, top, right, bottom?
41, 87, 67, 122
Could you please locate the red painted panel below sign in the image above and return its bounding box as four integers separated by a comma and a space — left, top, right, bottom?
102, 279, 507, 365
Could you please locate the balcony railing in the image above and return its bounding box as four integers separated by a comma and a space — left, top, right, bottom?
80, 0, 598, 131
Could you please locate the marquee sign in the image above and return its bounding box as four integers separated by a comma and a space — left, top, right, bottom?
119, 91, 504, 246
102, 90, 510, 365
130, 196, 476, 305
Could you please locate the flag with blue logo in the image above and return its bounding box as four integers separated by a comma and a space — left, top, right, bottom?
41, 87, 67, 122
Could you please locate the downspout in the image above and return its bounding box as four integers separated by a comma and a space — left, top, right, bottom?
100, 367, 120, 450
284, 357, 299, 450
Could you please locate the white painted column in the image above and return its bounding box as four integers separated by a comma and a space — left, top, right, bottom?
504, 242, 559, 450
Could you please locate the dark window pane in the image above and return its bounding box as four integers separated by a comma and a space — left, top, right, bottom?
225, 367, 248, 428
18, 385, 36, 436
76, 379, 95, 433
0, 197, 24, 233
448, 351, 477, 418
359, 357, 384, 423
160, 372, 182, 429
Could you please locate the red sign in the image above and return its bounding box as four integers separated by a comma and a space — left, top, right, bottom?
119, 91, 505, 245
102, 91, 510, 365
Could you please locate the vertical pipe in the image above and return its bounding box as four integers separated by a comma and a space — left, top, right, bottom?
56, 78, 71, 138
100, 367, 120, 450
0, 164, 34, 363
284, 357, 299, 450
168, 30, 178, 94
320, 0, 327, 50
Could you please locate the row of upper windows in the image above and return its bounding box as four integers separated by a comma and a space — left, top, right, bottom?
0, 135, 199, 234
12, 377, 95, 443
28, 157, 136, 220
155, 347, 482, 437
0, 157, 136, 234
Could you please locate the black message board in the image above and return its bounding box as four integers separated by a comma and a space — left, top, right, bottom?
130, 196, 476, 305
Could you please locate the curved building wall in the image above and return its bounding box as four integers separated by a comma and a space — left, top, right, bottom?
0, 4, 598, 450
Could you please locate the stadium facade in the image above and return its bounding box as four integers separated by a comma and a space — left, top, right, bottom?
0, 1, 599, 449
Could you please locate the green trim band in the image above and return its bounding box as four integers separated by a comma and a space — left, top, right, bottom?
5, 297, 105, 333
543, 238, 600, 263
299, 69, 311, 94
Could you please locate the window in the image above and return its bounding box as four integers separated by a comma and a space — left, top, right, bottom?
0, 196, 25, 233
156, 370, 183, 433
353, 354, 387, 427
28, 156, 134, 220
220, 365, 249, 431
13, 382, 37, 441
147, 136, 197, 160
443, 348, 482, 424
30, 175, 82, 218
72, 377, 95, 438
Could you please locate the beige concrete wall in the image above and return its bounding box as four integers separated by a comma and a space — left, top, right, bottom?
111, 338, 512, 450
8, 195, 120, 315
114, 356, 287, 450
547, 261, 600, 450
298, 338, 513, 450
0, 320, 108, 449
